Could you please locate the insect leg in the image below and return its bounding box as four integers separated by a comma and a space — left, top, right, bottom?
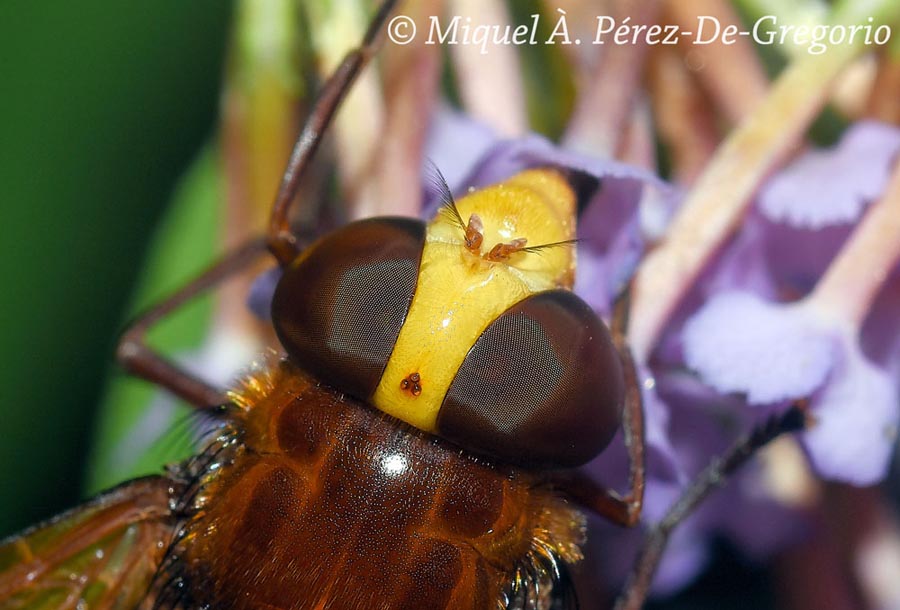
552, 287, 647, 526
116, 237, 269, 408
118, 1, 402, 409
602, 286, 648, 525
613, 404, 808, 610
267, 0, 400, 265
550, 347, 646, 526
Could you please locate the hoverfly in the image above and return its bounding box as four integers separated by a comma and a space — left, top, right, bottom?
0, 1, 805, 608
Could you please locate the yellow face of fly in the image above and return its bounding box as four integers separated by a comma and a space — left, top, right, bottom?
371, 168, 577, 432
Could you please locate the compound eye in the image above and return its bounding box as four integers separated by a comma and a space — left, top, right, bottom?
272, 217, 426, 400
437, 290, 624, 468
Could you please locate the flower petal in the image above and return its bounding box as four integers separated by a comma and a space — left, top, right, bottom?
422, 107, 499, 199
457, 134, 667, 194
758, 121, 900, 229
247, 265, 282, 321
860, 269, 900, 373
802, 341, 900, 485
589, 480, 710, 596
575, 189, 646, 316
682, 292, 839, 404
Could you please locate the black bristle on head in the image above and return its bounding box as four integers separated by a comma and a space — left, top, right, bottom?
423, 159, 465, 231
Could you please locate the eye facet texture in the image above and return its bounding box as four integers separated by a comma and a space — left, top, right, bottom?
272, 217, 426, 400
438, 290, 624, 468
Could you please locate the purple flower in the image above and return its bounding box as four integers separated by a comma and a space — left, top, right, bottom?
684, 288, 899, 485
422, 107, 500, 194
247, 266, 282, 321
590, 479, 709, 595
802, 341, 899, 484
578, 118, 900, 595
678, 121, 900, 486
683, 292, 839, 404
590, 371, 807, 594
758, 121, 900, 229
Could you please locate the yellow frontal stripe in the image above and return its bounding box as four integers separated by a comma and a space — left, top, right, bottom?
371, 169, 577, 432
372, 241, 529, 431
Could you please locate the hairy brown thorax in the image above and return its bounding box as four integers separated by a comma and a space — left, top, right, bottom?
168, 358, 585, 609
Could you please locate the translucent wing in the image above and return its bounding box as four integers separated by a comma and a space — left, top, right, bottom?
0, 476, 175, 610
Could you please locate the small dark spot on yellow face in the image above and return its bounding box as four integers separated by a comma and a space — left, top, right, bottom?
400, 372, 422, 397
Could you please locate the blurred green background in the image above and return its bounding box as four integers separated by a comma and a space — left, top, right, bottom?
0, 1, 233, 537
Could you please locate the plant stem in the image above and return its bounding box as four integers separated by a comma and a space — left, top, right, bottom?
665, 0, 769, 124
629, 23, 864, 362
809, 161, 900, 328
563, 0, 660, 158
448, 0, 527, 137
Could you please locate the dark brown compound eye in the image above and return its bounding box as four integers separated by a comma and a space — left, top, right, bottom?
437, 290, 624, 468
272, 217, 425, 400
